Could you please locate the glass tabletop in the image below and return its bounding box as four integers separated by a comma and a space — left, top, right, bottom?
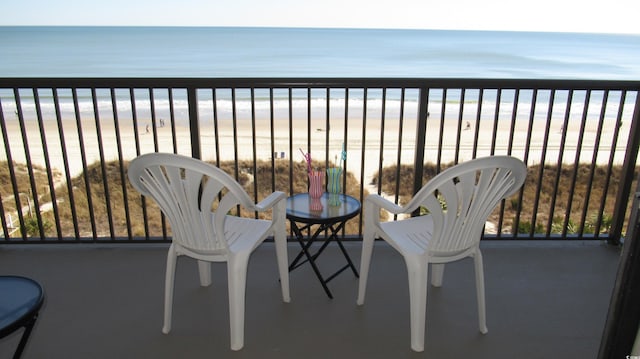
0, 276, 44, 335
286, 193, 361, 224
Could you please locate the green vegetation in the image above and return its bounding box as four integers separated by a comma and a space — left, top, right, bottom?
1, 159, 364, 238
23, 214, 53, 237
372, 162, 635, 236
0, 159, 634, 239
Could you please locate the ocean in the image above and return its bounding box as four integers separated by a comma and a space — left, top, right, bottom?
1, 26, 639, 130
1, 26, 639, 79
0, 26, 637, 176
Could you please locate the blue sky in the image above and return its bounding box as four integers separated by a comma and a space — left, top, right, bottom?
3, 0, 640, 34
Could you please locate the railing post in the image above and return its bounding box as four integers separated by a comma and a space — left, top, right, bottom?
412, 86, 429, 208
187, 87, 201, 159
598, 188, 640, 358
610, 92, 640, 244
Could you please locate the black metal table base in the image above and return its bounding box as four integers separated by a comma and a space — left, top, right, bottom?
288, 219, 359, 299
0, 276, 45, 359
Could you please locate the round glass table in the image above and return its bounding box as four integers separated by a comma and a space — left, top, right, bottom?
0, 276, 45, 359
286, 192, 360, 298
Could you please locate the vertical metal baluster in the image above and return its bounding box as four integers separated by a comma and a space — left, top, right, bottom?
539, 89, 556, 237
91, 88, 115, 239
358, 88, 368, 234
211, 88, 221, 166
392, 88, 406, 221
609, 90, 638, 244
287, 87, 294, 197
472, 88, 484, 160
130, 88, 149, 240
522, 89, 538, 237
168, 88, 178, 153
566, 90, 590, 237
505, 88, 521, 236
490, 88, 502, 156
111, 88, 132, 240
149, 88, 159, 153
13, 89, 35, 240
454, 88, 465, 164
437, 88, 446, 170
33, 88, 58, 239
342, 87, 349, 194
0, 94, 20, 238
52, 88, 80, 239
72, 88, 98, 241
507, 88, 520, 155
412, 85, 429, 203
231, 87, 239, 180
250, 87, 259, 215
325, 87, 330, 168
581, 90, 608, 238
376, 88, 387, 195
549, 90, 573, 237
269, 87, 276, 192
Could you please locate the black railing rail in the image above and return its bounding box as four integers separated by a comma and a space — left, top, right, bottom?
0, 78, 639, 243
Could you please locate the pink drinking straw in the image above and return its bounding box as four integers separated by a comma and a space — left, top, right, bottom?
299, 148, 312, 173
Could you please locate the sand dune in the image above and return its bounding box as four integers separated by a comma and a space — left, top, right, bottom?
0, 113, 627, 186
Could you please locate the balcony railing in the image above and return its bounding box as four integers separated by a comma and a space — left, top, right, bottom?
0, 78, 639, 243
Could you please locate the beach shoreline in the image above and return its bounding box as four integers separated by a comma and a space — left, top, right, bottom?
0, 112, 627, 190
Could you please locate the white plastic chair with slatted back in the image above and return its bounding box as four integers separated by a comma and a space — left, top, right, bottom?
127, 152, 290, 351
357, 156, 526, 352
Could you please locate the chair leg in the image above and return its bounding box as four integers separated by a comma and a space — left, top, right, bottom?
431, 263, 445, 287
406, 257, 428, 352
274, 228, 291, 303
474, 249, 488, 334
163, 244, 178, 334
356, 228, 376, 305
227, 254, 250, 351
197, 260, 212, 287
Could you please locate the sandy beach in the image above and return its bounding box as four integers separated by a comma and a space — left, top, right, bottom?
0, 109, 629, 238
0, 111, 628, 188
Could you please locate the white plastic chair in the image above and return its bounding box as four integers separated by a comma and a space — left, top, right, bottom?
357, 156, 526, 352
127, 152, 290, 351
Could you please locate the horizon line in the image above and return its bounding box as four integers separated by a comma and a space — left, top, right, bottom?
1, 24, 639, 36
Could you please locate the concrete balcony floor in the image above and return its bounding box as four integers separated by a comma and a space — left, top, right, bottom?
0, 240, 621, 359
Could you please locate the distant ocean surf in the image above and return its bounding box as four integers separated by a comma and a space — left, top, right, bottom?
1, 26, 639, 79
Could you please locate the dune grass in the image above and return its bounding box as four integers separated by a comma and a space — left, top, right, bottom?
1, 159, 633, 239
372, 162, 632, 235
1, 159, 364, 238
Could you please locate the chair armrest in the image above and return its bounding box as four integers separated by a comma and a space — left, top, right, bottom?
254, 191, 287, 212
366, 194, 406, 214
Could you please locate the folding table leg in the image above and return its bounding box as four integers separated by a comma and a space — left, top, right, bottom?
13, 314, 38, 359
